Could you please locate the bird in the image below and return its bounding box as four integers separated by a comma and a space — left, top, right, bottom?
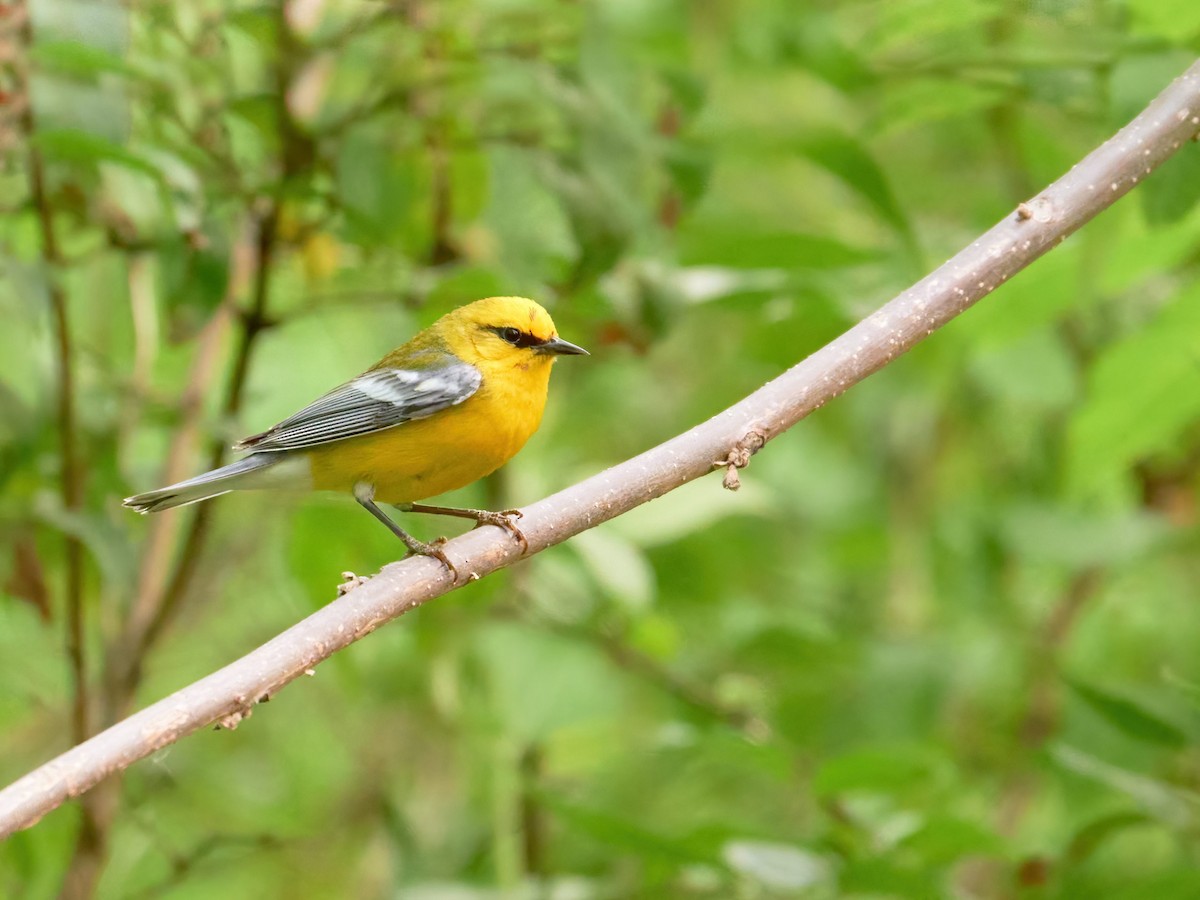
124, 296, 588, 572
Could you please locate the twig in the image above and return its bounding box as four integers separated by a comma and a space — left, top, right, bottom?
998, 568, 1105, 834
512, 608, 760, 733
17, 0, 89, 752
955, 567, 1104, 897
108, 221, 258, 712
2, 57, 1199, 842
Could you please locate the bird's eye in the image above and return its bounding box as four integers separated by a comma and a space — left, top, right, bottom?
500, 327, 522, 344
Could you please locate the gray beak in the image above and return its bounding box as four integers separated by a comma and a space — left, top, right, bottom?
538, 336, 589, 356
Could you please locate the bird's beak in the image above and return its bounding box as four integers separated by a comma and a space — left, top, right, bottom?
538, 336, 589, 356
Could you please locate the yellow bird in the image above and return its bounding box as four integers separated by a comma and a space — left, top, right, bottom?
124, 296, 588, 569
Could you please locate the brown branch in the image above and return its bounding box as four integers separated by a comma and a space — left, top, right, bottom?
17, 0, 89, 750
107, 221, 258, 715
17, 2, 97, 890
34, 124, 88, 746
996, 568, 1105, 836
140, 205, 283, 664
2, 58, 1199, 842
955, 566, 1105, 897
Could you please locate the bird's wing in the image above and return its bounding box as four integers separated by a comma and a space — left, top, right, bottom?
235, 357, 483, 452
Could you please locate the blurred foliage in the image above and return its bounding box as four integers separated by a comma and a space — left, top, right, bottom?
2, 0, 1200, 897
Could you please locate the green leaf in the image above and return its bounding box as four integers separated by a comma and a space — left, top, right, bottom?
792, 131, 915, 248
1141, 146, 1200, 225
158, 237, 230, 316
998, 504, 1167, 567
664, 141, 712, 207
1097, 205, 1200, 297
608, 475, 774, 548
536, 158, 631, 288
1051, 744, 1200, 829
813, 745, 945, 797
1125, 0, 1200, 41
679, 225, 880, 270
1162, 669, 1200, 709
226, 94, 280, 143
481, 145, 576, 283
862, 0, 997, 55
968, 329, 1077, 412
1066, 284, 1200, 493
448, 149, 490, 225
661, 68, 707, 118
537, 791, 715, 864
31, 129, 162, 181
30, 40, 144, 81
226, 6, 279, 47
426, 266, 505, 309
1064, 811, 1153, 866
874, 78, 1007, 137
840, 858, 941, 899
474, 622, 622, 742
785, 12, 875, 91
1066, 679, 1190, 748
336, 134, 432, 250
898, 816, 1006, 865
1103, 871, 1200, 900
569, 529, 655, 613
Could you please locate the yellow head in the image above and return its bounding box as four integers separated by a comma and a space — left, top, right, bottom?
434, 296, 588, 367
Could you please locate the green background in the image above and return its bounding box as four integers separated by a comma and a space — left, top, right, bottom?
2, 1, 1200, 897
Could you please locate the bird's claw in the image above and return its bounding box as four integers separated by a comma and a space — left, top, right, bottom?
471, 508, 528, 552
405, 537, 458, 579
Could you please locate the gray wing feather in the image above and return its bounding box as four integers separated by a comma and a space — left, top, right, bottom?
236, 358, 482, 452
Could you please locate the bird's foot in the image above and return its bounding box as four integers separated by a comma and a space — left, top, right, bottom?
356, 490, 458, 579
404, 502, 528, 553
469, 508, 527, 552
404, 535, 458, 578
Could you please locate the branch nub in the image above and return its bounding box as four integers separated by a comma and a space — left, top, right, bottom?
715, 429, 767, 492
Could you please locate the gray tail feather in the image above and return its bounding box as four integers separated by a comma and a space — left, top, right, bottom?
123, 454, 278, 514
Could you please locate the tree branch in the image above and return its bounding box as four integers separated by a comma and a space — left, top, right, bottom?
106, 219, 258, 716
2, 58, 1198, 842
18, 0, 89, 754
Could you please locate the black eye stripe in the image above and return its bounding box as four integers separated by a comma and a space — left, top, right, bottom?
491, 325, 545, 349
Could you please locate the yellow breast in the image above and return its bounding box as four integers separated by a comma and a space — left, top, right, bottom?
304, 361, 552, 504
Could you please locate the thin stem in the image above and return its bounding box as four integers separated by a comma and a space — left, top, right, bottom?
19, 10, 97, 894
33, 155, 89, 744
108, 223, 255, 713
140, 205, 280, 657
18, 0, 89, 749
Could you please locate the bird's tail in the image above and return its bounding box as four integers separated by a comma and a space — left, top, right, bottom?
123, 453, 282, 514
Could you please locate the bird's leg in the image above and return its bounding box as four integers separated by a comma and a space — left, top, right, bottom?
399, 502, 528, 552
355, 484, 457, 576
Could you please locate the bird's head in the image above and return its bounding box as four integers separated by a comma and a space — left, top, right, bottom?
441, 296, 589, 367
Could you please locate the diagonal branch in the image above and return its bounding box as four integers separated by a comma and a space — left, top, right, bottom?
2, 59, 1198, 841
